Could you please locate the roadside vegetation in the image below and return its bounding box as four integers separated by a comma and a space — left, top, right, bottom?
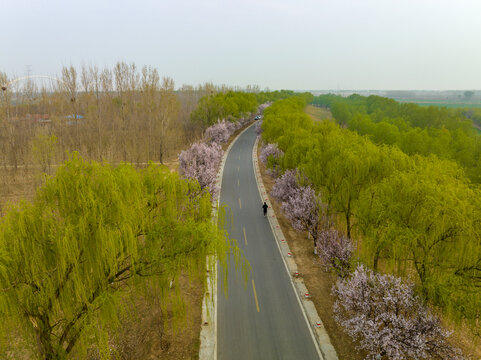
259, 96, 481, 359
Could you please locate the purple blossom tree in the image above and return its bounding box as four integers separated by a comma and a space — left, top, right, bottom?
257, 102, 271, 113
178, 142, 224, 198
271, 169, 299, 202
316, 229, 353, 278
225, 120, 237, 135
255, 120, 263, 136
281, 186, 320, 246
333, 265, 463, 360
226, 117, 248, 132
204, 120, 233, 144
259, 143, 283, 165
232, 117, 250, 129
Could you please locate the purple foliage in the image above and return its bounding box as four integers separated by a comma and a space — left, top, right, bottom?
257, 102, 271, 113
271, 169, 299, 202
225, 120, 237, 135
226, 117, 248, 133
259, 143, 284, 165
333, 265, 463, 360
178, 142, 224, 197
205, 120, 233, 144
281, 186, 320, 241
316, 229, 353, 278
255, 120, 263, 136
238, 117, 250, 127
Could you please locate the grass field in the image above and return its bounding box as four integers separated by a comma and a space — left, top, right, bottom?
394, 99, 481, 108
304, 105, 332, 121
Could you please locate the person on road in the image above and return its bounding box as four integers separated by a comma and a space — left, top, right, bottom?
262, 202, 268, 217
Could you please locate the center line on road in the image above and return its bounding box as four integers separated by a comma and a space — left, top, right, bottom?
252, 280, 260, 312
238, 198, 242, 209
243, 227, 247, 245
237, 179, 240, 187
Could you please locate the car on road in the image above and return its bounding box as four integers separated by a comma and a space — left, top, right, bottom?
254, 115, 261, 120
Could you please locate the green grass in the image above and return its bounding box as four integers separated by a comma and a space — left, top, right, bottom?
395, 100, 481, 109
304, 105, 332, 121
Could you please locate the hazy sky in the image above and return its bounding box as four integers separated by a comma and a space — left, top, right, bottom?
1, 0, 481, 90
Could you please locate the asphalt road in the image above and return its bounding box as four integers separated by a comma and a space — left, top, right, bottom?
217, 125, 321, 360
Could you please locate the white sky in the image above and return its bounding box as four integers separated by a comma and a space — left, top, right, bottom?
1, 0, 481, 90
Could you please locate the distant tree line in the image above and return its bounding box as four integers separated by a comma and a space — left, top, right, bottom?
0, 63, 258, 174
312, 93, 481, 183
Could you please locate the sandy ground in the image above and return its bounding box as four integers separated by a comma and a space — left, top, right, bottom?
108, 275, 204, 360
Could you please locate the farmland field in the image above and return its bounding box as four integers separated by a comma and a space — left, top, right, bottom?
304, 104, 332, 121
394, 99, 481, 108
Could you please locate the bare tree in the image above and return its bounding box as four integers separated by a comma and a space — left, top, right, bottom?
158, 77, 179, 163
61, 65, 79, 150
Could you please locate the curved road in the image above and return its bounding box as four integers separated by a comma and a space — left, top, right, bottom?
217, 125, 321, 359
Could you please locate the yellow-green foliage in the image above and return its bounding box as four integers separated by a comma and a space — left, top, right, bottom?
262, 97, 481, 330
191, 91, 258, 127
0, 153, 232, 359
31, 132, 58, 174
315, 94, 481, 183
255, 90, 312, 104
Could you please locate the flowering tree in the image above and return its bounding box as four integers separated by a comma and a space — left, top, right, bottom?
260, 143, 284, 177
281, 186, 320, 246
225, 120, 237, 135
257, 102, 271, 113
237, 116, 250, 128
316, 229, 353, 278
259, 143, 283, 165
255, 120, 263, 136
205, 120, 233, 145
333, 265, 463, 360
271, 169, 299, 202
178, 142, 223, 197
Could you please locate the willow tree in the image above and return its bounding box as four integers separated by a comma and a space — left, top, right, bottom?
360, 155, 481, 319
31, 131, 58, 174
302, 128, 398, 239
0, 153, 233, 359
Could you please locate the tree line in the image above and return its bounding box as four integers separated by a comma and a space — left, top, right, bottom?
0, 63, 302, 174
312, 93, 481, 182
0, 63, 245, 174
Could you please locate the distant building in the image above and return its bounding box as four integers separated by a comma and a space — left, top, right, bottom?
12, 113, 51, 124
65, 114, 84, 125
